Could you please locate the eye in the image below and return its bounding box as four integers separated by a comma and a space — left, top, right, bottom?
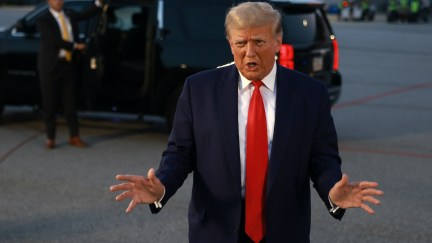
235, 41, 246, 48
255, 40, 265, 47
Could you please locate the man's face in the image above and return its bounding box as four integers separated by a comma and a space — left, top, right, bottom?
228, 24, 282, 81
47, 0, 64, 12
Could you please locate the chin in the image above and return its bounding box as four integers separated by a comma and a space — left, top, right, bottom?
241, 70, 260, 81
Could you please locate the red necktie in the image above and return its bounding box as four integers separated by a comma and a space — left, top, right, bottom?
245, 80, 268, 243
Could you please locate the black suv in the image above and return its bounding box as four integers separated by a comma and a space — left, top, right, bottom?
273, 0, 341, 102
0, 0, 341, 126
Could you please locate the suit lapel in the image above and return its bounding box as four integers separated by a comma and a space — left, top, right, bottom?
47, 12, 62, 37
217, 65, 242, 191
266, 66, 298, 197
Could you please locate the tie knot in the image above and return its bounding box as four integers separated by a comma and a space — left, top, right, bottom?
251, 80, 264, 88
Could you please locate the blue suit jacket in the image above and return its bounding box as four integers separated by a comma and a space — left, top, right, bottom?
152, 64, 343, 243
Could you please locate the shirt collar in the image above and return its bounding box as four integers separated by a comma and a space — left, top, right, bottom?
49, 8, 65, 19
238, 62, 277, 92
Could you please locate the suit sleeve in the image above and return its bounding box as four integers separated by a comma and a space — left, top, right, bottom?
149, 78, 196, 213
309, 85, 345, 220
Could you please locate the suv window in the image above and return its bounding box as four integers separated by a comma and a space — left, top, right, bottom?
108, 6, 144, 31
160, 1, 231, 69
164, 2, 227, 41
281, 9, 331, 46
177, 3, 227, 40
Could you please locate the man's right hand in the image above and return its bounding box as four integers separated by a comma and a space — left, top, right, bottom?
109, 168, 165, 213
74, 43, 86, 51
329, 174, 383, 214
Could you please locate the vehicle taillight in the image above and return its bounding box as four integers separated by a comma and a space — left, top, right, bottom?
342, 0, 349, 8
331, 36, 339, 71
279, 44, 294, 70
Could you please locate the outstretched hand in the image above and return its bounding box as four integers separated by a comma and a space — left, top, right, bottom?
109, 168, 165, 213
74, 43, 86, 51
329, 174, 384, 214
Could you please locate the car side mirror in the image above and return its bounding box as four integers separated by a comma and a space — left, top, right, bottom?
15, 19, 36, 34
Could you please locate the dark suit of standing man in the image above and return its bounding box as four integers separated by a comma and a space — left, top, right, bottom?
37, 0, 102, 149
110, 2, 383, 243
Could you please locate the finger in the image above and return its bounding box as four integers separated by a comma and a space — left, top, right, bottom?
147, 168, 161, 186
362, 188, 384, 196
115, 174, 144, 182
358, 181, 379, 189
109, 182, 133, 192
362, 195, 381, 205
360, 203, 375, 214
126, 199, 137, 213
115, 190, 133, 202
147, 168, 155, 181
335, 174, 349, 189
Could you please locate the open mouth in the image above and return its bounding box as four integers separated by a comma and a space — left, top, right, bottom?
247, 62, 257, 68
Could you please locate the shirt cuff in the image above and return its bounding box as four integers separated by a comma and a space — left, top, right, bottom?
153, 186, 165, 209
328, 196, 340, 213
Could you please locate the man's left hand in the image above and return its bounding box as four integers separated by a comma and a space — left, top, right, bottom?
329, 174, 384, 214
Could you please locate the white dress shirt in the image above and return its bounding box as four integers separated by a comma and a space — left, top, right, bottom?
238, 62, 277, 197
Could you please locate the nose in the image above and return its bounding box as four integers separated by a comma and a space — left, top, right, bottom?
245, 42, 256, 57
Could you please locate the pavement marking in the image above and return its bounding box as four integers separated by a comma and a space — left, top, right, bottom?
335, 81, 432, 160
0, 132, 40, 164
333, 81, 432, 110
340, 145, 432, 159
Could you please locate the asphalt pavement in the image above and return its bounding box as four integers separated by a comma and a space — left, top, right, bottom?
1, 11, 432, 243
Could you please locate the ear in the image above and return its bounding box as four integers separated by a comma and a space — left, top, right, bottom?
275, 34, 282, 53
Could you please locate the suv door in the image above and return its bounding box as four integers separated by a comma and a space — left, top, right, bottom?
85, 1, 157, 113
0, 10, 41, 105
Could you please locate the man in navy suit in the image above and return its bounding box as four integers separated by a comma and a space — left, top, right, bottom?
37, 0, 102, 149
110, 2, 383, 242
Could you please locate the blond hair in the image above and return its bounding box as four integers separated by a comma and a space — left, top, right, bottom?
225, 1, 282, 38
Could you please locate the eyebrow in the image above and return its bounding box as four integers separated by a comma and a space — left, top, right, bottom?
234, 36, 265, 42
